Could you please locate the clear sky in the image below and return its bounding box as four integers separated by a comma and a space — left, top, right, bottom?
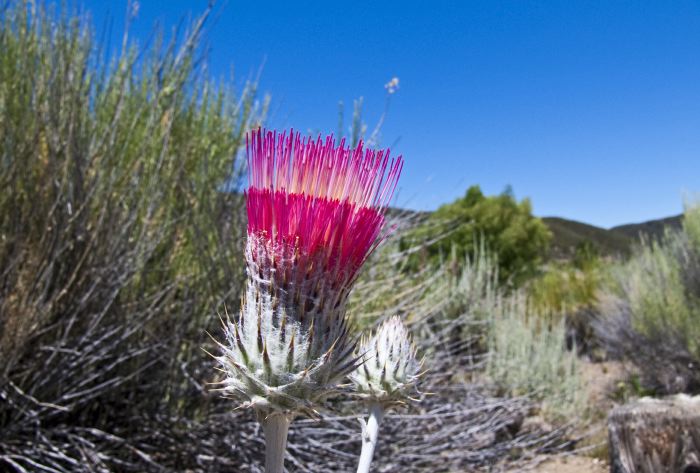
79, 0, 700, 228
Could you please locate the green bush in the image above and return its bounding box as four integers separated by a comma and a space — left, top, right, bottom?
527, 248, 607, 353
403, 185, 551, 286
486, 295, 584, 420
528, 262, 601, 316
597, 202, 700, 393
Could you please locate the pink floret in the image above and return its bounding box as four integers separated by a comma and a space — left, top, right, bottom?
247, 189, 385, 279
245, 128, 403, 280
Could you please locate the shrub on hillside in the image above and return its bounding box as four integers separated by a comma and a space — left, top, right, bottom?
527, 247, 607, 354
596, 203, 700, 394
402, 185, 551, 286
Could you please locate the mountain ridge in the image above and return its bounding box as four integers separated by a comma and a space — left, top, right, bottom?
542, 213, 683, 259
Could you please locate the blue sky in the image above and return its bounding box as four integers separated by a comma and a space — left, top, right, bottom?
79, 0, 700, 228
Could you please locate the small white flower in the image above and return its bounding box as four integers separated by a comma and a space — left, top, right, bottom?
384, 77, 400, 94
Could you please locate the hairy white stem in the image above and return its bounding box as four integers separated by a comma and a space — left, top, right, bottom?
262, 414, 292, 473
356, 402, 385, 473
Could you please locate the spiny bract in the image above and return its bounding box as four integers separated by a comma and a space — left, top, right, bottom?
351, 316, 421, 405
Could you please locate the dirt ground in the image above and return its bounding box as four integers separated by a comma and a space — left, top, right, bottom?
526, 360, 628, 473
529, 455, 608, 473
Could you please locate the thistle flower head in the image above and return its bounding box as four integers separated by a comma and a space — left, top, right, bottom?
218, 129, 403, 417
352, 316, 421, 405
245, 129, 402, 286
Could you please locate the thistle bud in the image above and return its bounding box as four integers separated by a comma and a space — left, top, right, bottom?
217, 129, 403, 418
352, 316, 421, 405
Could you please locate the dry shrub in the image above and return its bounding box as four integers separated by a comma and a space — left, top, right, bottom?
0, 2, 265, 470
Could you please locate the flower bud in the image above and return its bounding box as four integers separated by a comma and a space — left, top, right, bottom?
352, 316, 421, 405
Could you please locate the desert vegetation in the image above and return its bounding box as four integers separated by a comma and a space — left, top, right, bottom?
0, 2, 698, 473
596, 203, 700, 394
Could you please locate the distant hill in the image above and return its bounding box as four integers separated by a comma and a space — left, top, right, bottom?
542, 217, 632, 259
610, 214, 683, 242
542, 214, 684, 260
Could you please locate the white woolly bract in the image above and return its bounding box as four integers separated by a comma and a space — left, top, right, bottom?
217, 236, 358, 416
351, 316, 421, 404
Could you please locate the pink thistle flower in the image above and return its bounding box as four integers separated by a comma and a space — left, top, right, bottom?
246, 129, 402, 285
218, 128, 403, 418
